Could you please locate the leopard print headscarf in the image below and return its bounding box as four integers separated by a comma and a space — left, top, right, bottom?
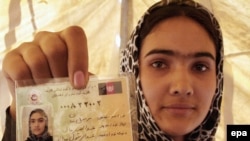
120, 0, 223, 140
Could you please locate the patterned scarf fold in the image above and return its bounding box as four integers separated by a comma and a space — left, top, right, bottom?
27, 132, 52, 141
120, 0, 223, 140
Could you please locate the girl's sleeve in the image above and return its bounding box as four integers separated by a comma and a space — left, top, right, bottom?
1, 107, 16, 141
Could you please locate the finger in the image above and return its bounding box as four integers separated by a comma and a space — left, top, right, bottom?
2, 51, 24, 119
18, 42, 53, 84
59, 26, 89, 89
2, 46, 33, 95
34, 31, 68, 78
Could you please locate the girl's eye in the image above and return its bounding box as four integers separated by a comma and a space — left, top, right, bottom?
38, 118, 45, 123
30, 120, 35, 124
151, 61, 167, 68
194, 63, 208, 72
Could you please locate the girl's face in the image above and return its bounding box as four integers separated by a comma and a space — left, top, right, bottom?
30, 112, 46, 136
139, 16, 216, 140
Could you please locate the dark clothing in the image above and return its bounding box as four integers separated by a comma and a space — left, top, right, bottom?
2, 107, 16, 141
26, 135, 53, 141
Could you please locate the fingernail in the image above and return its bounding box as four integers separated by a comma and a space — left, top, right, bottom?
74, 71, 85, 88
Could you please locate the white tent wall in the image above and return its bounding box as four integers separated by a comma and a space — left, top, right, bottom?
0, 0, 249, 140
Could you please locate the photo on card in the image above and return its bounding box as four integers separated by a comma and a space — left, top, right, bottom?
20, 105, 53, 141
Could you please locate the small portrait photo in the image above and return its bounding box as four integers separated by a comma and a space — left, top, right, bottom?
21, 105, 53, 141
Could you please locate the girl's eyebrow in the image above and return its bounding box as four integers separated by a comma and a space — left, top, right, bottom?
144, 49, 174, 57
30, 117, 44, 120
193, 52, 215, 60
144, 49, 215, 60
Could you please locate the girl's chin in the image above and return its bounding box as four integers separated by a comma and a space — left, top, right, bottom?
157, 120, 197, 137
155, 112, 203, 136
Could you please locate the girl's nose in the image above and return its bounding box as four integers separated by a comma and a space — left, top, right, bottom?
169, 69, 194, 96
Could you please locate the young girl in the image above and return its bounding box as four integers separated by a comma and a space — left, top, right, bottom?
120, 0, 223, 140
26, 109, 52, 141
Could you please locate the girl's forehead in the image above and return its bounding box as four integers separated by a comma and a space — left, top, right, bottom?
148, 16, 211, 40
140, 17, 216, 56
31, 112, 43, 117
